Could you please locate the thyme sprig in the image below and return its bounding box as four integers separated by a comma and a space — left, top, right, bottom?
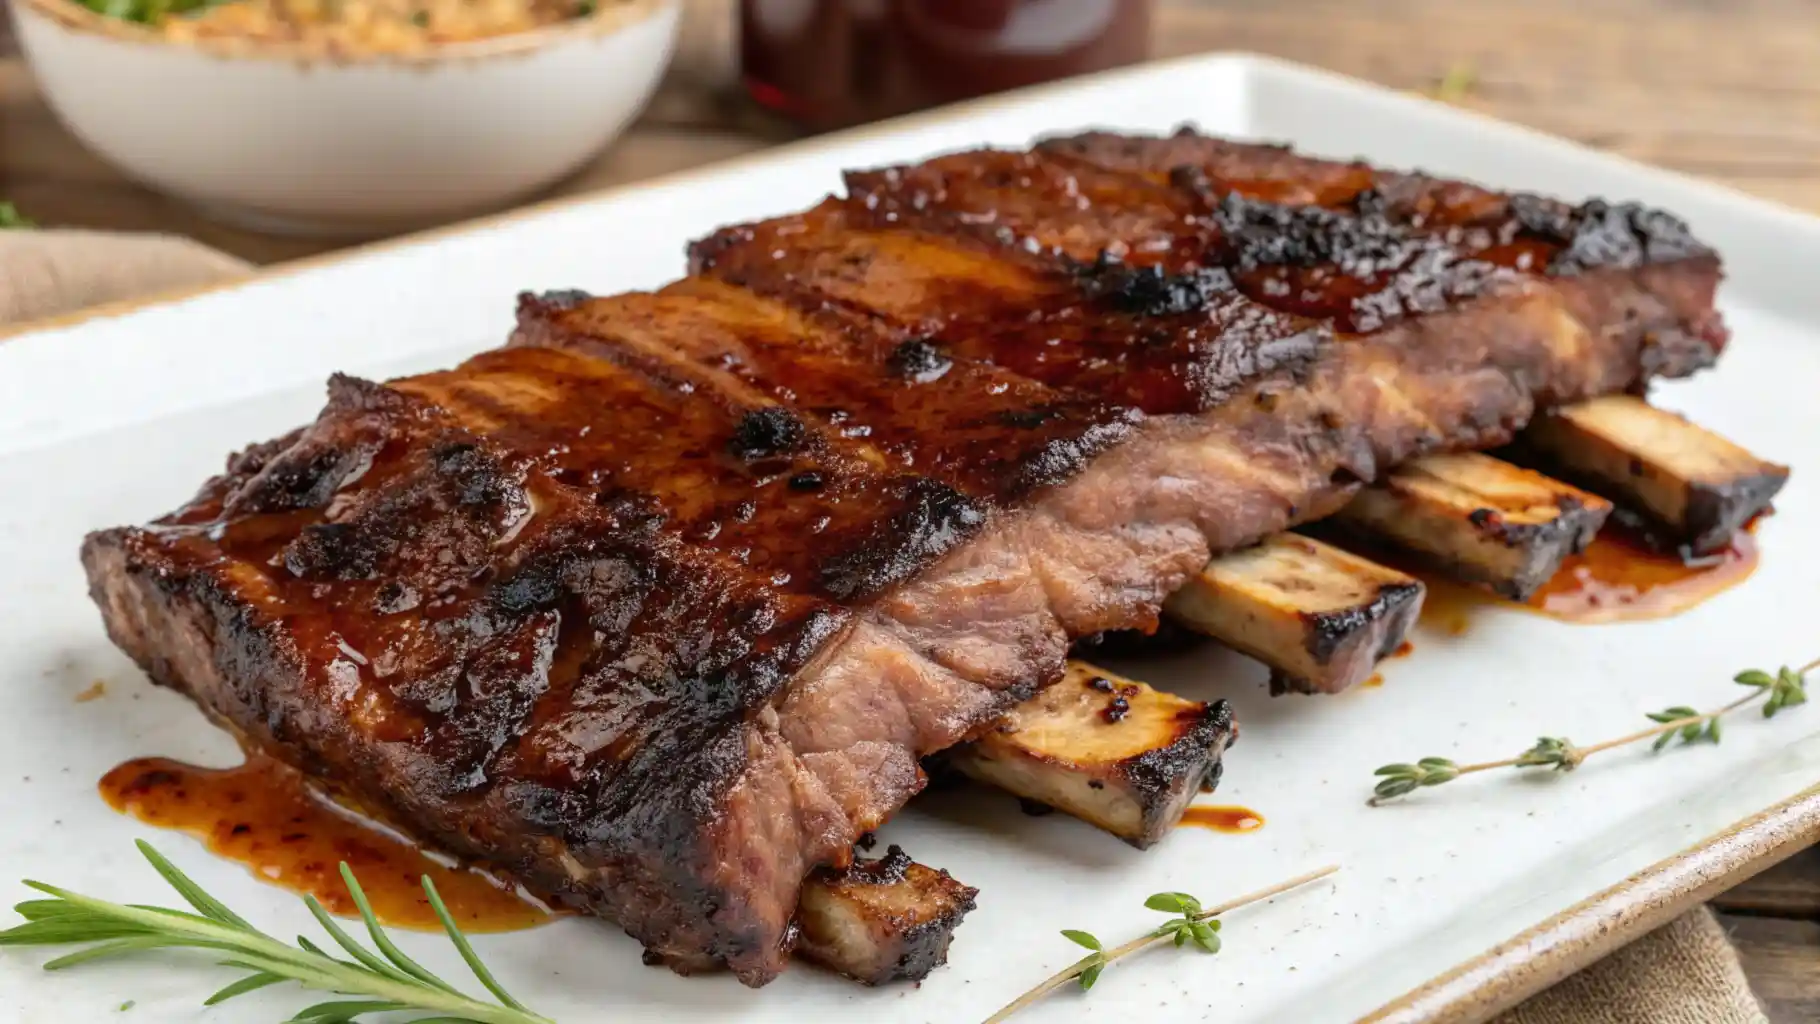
981, 865, 1338, 1023
1371, 657, 1816, 805
0, 840, 551, 1024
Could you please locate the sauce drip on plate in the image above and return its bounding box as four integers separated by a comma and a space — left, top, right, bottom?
1361, 640, 1416, 688
100, 755, 551, 933
1402, 521, 1762, 634
1178, 805, 1265, 834
1416, 577, 1486, 636
1523, 523, 1760, 623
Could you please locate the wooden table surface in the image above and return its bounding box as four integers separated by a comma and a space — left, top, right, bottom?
3, 0, 1818, 1017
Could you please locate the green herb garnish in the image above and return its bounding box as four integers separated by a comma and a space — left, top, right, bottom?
0, 840, 551, 1024
1371, 656, 1816, 804
80, 0, 225, 25
982, 865, 1337, 1023
0, 202, 33, 229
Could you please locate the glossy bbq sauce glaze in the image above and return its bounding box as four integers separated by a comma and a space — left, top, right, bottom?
1177, 805, 1265, 834
99, 755, 552, 933
1523, 521, 1761, 623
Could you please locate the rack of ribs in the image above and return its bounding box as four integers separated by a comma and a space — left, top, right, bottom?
82, 128, 1727, 987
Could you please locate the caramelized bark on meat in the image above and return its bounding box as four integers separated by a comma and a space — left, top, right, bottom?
1037, 128, 1726, 368
84, 131, 1729, 988
691, 195, 1327, 416
797, 846, 978, 985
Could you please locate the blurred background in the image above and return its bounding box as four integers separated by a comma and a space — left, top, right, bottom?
2, 0, 1817, 263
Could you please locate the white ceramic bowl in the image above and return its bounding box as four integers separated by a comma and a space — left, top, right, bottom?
15, 0, 680, 236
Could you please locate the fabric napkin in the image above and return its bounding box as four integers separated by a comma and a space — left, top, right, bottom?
0, 229, 250, 324
0, 229, 1773, 1024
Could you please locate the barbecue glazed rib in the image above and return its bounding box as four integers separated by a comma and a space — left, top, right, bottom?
83, 129, 1726, 987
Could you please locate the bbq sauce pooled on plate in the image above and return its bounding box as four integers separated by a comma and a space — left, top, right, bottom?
1403, 520, 1762, 634
1523, 521, 1761, 623
1177, 805, 1264, 834
100, 755, 551, 933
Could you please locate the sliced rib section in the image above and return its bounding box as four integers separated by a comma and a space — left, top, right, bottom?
84, 130, 1727, 987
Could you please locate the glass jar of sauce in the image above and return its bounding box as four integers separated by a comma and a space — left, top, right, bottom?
740, 1, 1154, 130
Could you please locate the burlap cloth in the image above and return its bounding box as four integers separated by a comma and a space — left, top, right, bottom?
0, 229, 1774, 1024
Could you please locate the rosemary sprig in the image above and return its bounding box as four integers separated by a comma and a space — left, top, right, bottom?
0, 840, 551, 1024
981, 865, 1338, 1023
1371, 657, 1816, 805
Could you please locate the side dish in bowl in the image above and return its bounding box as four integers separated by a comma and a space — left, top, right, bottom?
16, 0, 680, 235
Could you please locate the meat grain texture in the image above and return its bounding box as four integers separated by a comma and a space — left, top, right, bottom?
84, 129, 1726, 985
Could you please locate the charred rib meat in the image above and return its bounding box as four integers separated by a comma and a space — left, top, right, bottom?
84, 128, 1726, 987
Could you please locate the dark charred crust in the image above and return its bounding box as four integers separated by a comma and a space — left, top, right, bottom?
1267, 577, 1424, 695
1450, 493, 1609, 599
815, 480, 987, 601
226, 439, 373, 515
1584, 479, 1783, 561
1466, 496, 1591, 548
1508, 411, 1786, 556
1216, 193, 1412, 274
880, 898, 977, 982
1118, 698, 1236, 801
1074, 252, 1236, 316
222, 431, 303, 480
592, 488, 669, 532
1212, 193, 1509, 333
1508, 196, 1711, 276
1682, 473, 1787, 555
282, 521, 380, 580
797, 850, 979, 985
275, 429, 523, 584
431, 442, 514, 509
846, 844, 913, 885
1300, 581, 1422, 664
829, 155, 1331, 414
1118, 700, 1237, 847
726, 407, 807, 462
218, 377, 423, 519
518, 289, 595, 315
886, 337, 953, 382
1008, 417, 1139, 495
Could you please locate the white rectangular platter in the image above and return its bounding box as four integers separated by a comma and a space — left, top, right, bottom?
3, 53, 1819, 1024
